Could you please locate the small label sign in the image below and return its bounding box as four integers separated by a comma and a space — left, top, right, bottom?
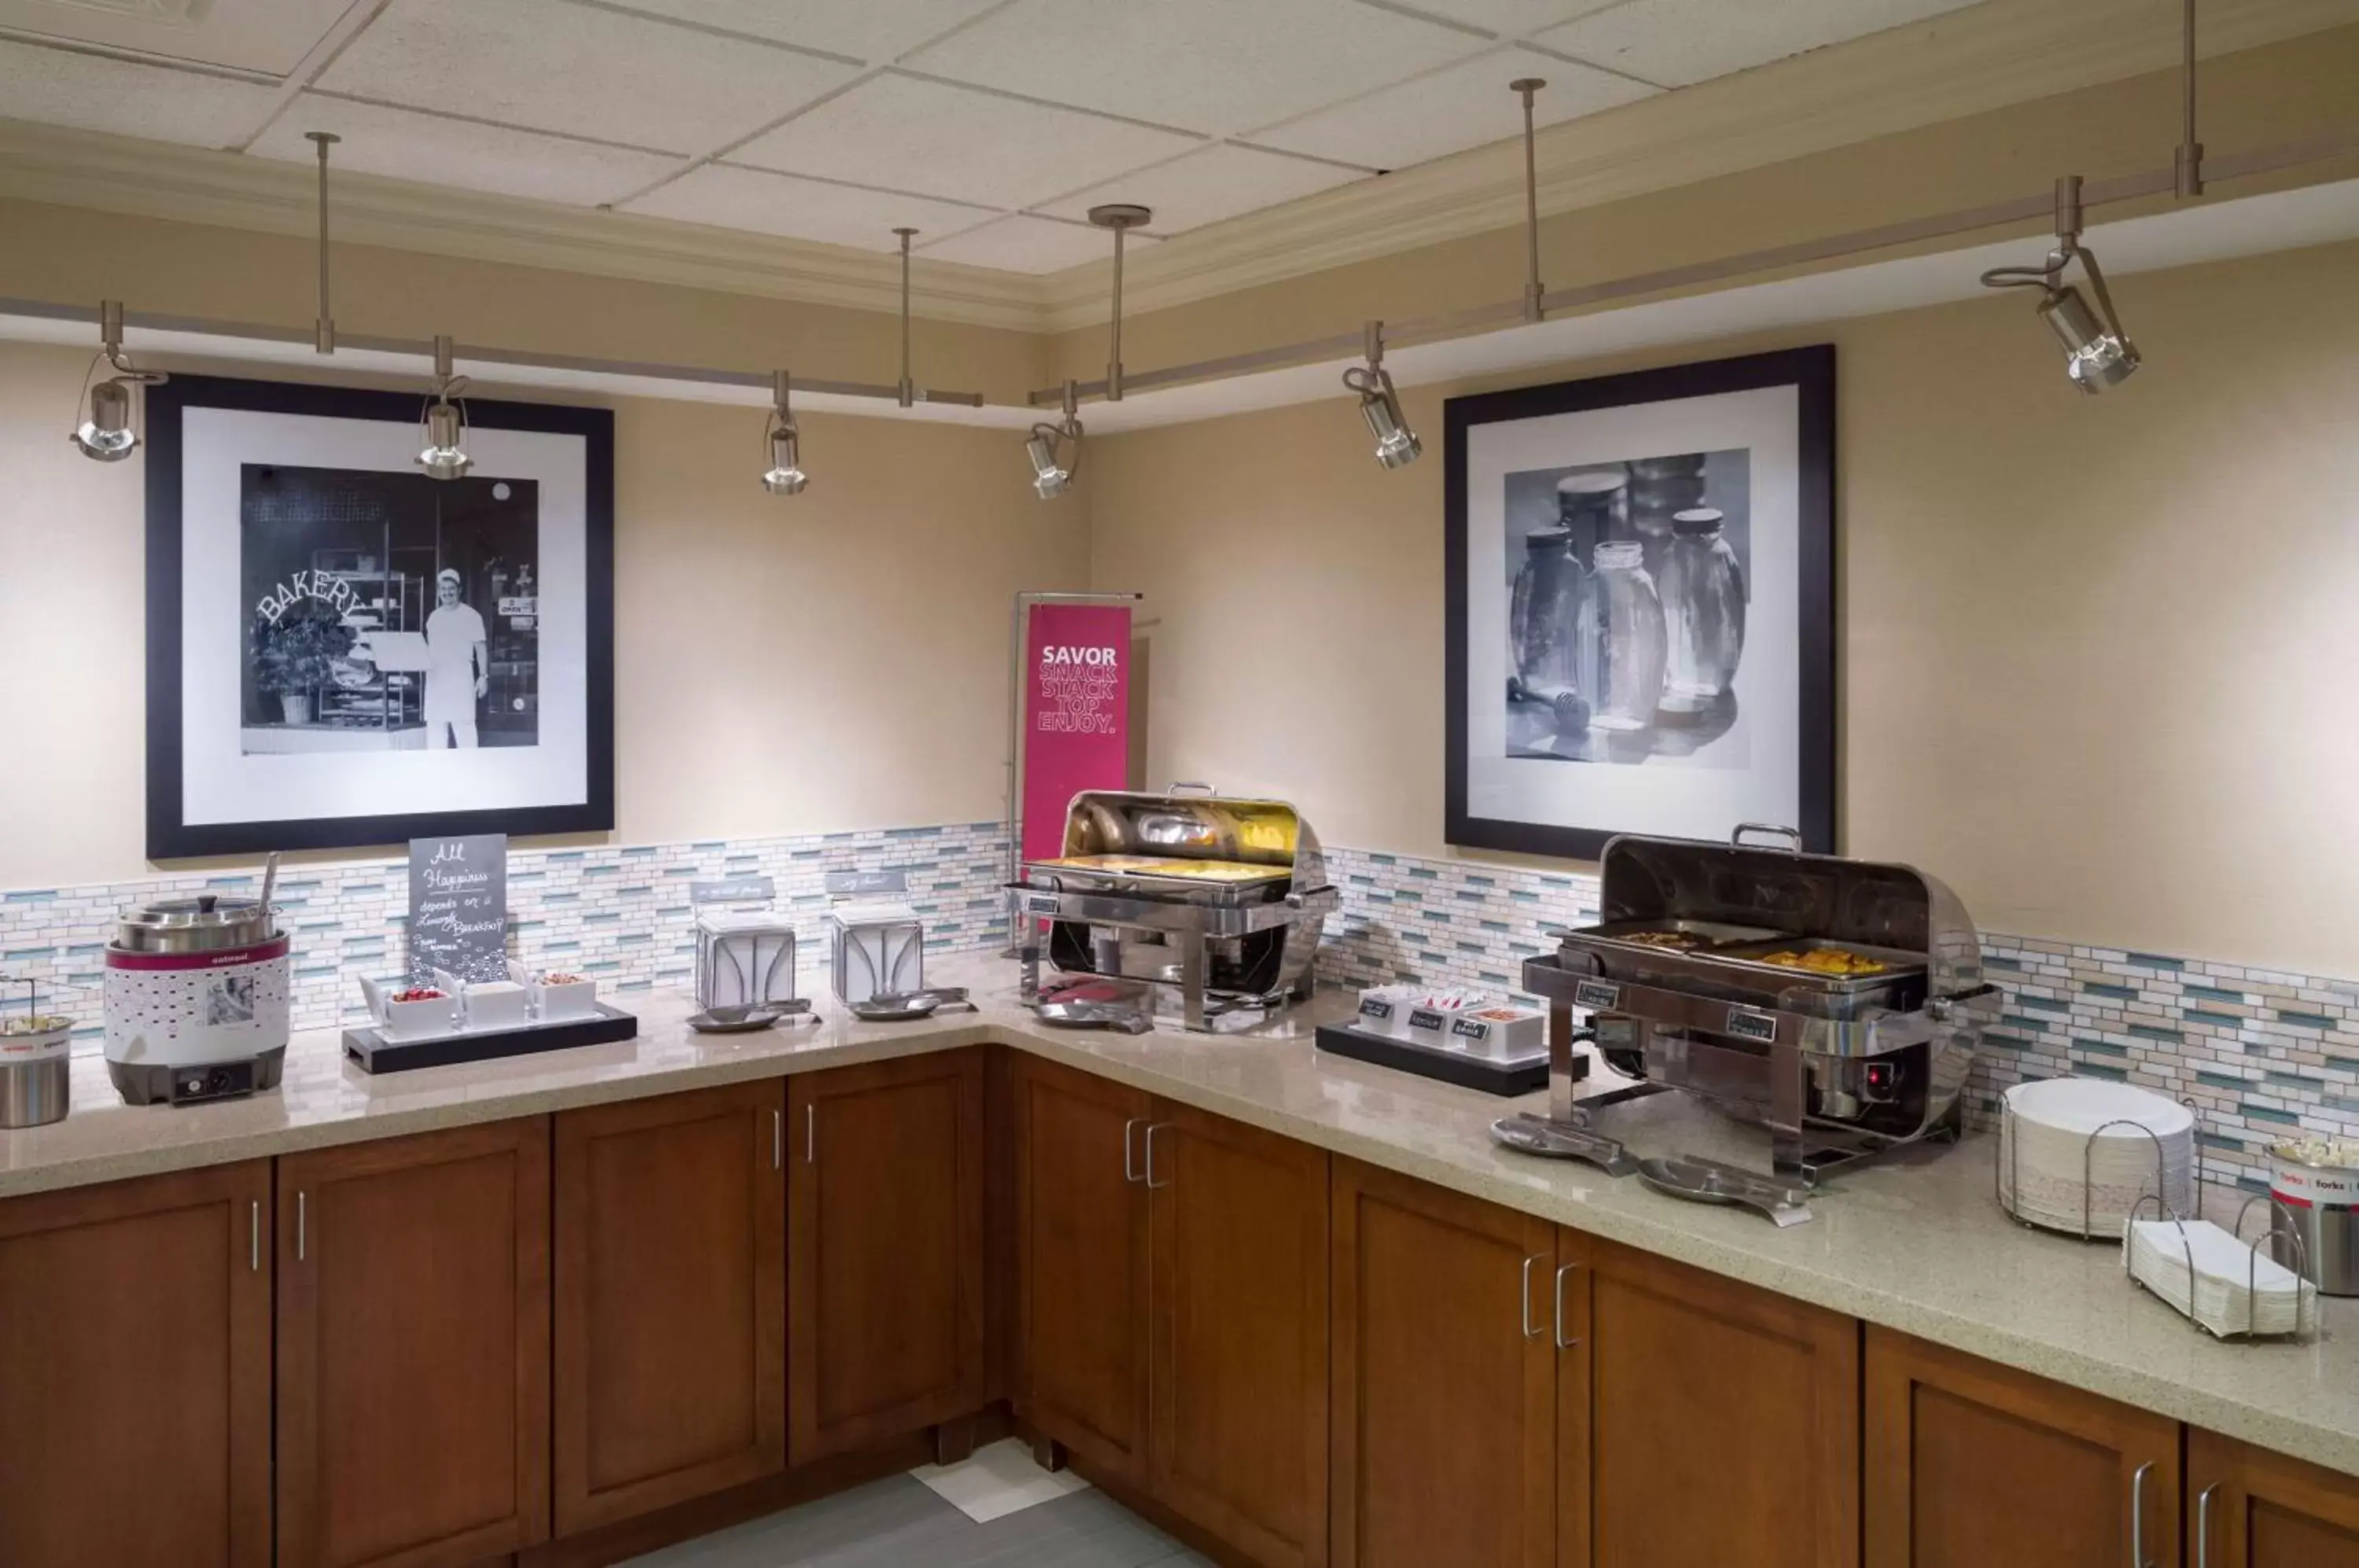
1025, 892, 1064, 915
1358, 997, 1395, 1022
1573, 979, 1622, 1011
1451, 1017, 1492, 1043
1407, 1007, 1447, 1033
1725, 1007, 1779, 1043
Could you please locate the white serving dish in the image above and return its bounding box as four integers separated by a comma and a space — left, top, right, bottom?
361, 976, 457, 1040
1442, 1003, 1547, 1060
462, 979, 529, 1030
1351, 985, 1419, 1039
529, 972, 599, 1021
1400, 993, 1481, 1049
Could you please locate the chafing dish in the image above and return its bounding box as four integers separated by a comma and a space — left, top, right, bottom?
1506, 824, 1999, 1183
1012, 787, 1338, 1032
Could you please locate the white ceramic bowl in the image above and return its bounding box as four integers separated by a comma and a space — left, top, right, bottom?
531, 975, 599, 1021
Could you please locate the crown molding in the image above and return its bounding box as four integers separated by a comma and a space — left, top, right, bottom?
0, 118, 1054, 333
1, 0, 2350, 340
1032, 0, 2359, 331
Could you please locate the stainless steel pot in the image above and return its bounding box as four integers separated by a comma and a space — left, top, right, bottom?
2272, 1141, 2359, 1297
113, 893, 277, 954
0, 1018, 72, 1128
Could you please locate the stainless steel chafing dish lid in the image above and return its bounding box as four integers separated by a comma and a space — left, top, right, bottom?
1592, 830, 1978, 978
1054, 789, 1308, 867
114, 893, 278, 952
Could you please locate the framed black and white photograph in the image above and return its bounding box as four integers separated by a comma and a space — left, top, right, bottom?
1444, 346, 1835, 859
145, 374, 614, 858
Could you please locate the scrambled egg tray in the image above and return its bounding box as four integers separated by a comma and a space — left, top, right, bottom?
1035, 854, 1286, 883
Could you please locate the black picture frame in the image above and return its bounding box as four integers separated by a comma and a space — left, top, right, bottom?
1443, 344, 1835, 861
144, 373, 616, 859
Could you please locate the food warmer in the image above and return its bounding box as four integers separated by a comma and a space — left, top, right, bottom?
1504, 825, 1999, 1183
1012, 788, 1338, 1031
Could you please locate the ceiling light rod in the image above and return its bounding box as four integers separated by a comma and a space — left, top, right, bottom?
1512, 78, 1546, 323
1024, 124, 2340, 410
2177, 0, 2203, 198
894, 226, 918, 407
306, 130, 338, 355
1089, 203, 1150, 401
2, 298, 988, 408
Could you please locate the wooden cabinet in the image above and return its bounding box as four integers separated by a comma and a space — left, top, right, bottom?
0, 1161, 273, 1568
1150, 1098, 1330, 1568
2189, 1429, 2359, 1567
278, 1118, 552, 1568
1330, 1158, 1557, 1568
1866, 1327, 2181, 1568
554, 1079, 786, 1536
1576, 1239, 1858, 1568
788, 1048, 987, 1460
1013, 1051, 1154, 1485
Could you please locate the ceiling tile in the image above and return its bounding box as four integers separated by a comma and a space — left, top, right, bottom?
251, 94, 685, 208
0, 0, 355, 75
1534, 0, 1983, 88
903, 0, 1491, 136
1369, 0, 1627, 37
0, 38, 280, 147
1037, 145, 1365, 235
621, 163, 999, 249
917, 213, 1149, 274
732, 73, 1202, 211
1247, 44, 1652, 170
316, 0, 863, 153
592, 0, 1006, 64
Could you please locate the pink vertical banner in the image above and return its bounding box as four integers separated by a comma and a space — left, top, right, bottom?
1022, 603, 1132, 862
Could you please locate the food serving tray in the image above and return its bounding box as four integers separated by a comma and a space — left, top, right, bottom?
344, 1002, 640, 1073
1558, 921, 1927, 1009
1022, 855, 1291, 907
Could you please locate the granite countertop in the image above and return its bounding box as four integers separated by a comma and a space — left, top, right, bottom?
4, 952, 2350, 1477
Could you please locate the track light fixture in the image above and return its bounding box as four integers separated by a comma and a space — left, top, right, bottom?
1029, 380, 1081, 500
415, 334, 473, 480
1342, 320, 1419, 469
307, 130, 339, 354
762, 370, 808, 496
1979, 175, 2140, 394
70, 300, 166, 462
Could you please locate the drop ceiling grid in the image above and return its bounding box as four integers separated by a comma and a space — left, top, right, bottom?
0, 0, 1997, 272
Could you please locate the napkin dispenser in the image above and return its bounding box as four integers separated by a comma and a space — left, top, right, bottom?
824, 870, 923, 1007
692, 877, 797, 1012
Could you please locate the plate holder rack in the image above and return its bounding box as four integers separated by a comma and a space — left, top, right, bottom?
1996, 1093, 2205, 1240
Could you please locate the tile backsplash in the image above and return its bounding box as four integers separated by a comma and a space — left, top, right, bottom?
9, 826, 2354, 1192
0, 822, 1013, 1049
1313, 844, 2359, 1193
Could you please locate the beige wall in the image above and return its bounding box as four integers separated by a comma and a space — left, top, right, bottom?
1087, 238, 2359, 977
0, 338, 1087, 886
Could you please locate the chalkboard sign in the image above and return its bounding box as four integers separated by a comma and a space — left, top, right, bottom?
408, 834, 509, 985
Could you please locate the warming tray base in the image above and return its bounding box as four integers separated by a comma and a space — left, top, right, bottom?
344, 1003, 641, 1073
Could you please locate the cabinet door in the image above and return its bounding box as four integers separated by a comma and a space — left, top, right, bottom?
1013, 1051, 1153, 1484
1330, 1158, 1556, 1568
789, 1048, 987, 1460
2188, 1428, 2359, 1568
0, 1161, 272, 1568
1573, 1239, 1858, 1568
1866, 1327, 2180, 1568
554, 1079, 786, 1536
1149, 1099, 1330, 1568
278, 1118, 553, 1568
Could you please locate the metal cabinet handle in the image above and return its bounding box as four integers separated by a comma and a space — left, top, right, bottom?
2194, 1482, 2219, 1568
1143, 1123, 1172, 1189
1519, 1254, 1545, 1339
805, 1103, 815, 1165
249, 1199, 260, 1272
1552, 1261, 1582, 1350
1123, 1117, 1145, 1183
2129, 1461, 2155, 1568
773, 1108, 783, 1171
296, 1191, 307, 1263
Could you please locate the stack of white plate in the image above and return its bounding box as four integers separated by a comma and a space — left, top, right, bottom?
1997, 1077, 2195, 1238
2126, 1219, 2314, 1337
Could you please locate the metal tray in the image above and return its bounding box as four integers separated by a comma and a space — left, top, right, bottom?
1561, 925, 1923, 1001
1021, 860, 1290, 907
1573, 918, 1794, 953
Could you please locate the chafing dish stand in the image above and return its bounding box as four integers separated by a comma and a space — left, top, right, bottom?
1499, 824, 2000, 1186
1011, 787, 1339, 1033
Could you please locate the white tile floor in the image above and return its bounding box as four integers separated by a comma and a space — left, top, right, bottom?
624, 1441, 1212, 1568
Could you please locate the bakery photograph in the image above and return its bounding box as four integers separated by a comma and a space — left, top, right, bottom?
3, 2, 2358, 1566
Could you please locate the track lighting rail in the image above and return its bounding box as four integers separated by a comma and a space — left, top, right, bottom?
1024, 123, 2359, 410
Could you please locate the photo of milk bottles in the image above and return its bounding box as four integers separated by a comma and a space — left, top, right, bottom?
1500, 448, 1750, 766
